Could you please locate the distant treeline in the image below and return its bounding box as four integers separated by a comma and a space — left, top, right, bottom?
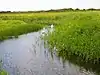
0, 8, 100, 13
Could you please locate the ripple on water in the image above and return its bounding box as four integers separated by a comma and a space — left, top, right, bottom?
0, 26, 96, 75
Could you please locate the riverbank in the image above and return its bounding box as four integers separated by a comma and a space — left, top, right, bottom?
0, 11, 98, 41
1, 11, 100, 75
45, 11, 100, 64
0, 11, 99, 40
0, 12, 62, 41
1, 11, 100, 63
0, 27, 95, 75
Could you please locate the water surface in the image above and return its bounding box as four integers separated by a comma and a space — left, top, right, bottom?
0, 27, 96, 75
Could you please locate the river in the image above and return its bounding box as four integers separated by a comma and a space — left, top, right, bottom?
0, 26, 96, 75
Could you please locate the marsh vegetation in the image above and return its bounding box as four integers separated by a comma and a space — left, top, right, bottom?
0, 10, 100, 75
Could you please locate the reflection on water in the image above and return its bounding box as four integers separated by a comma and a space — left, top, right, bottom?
0, 26, 96, 75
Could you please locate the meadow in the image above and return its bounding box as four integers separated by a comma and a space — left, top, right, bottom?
1, 11, 100, 62
0, 11, 100, 74
45, 11, 100, 63
0, 12, 62, 40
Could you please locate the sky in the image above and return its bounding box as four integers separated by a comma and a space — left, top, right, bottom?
0, 0, 100, 11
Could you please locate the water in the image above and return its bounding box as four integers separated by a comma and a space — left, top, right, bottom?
0, 26, 96, 75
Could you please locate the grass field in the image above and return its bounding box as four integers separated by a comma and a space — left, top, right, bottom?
0, 70, 8, 75
1, 11, 100, 74
0, 11, 98, 41
44, 11, 100, 63
0, 12, 63, 40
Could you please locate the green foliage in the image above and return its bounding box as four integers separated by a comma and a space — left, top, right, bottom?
0, 20, 45, 40
1, 11, 100, 64
0, 70, 8, 75
0, 12, 63, 40
1, 10, 100, 75
46, 11, 100, 63
0, 62, 8, 75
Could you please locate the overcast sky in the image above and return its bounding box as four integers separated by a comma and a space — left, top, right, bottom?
0, 0, 100, 11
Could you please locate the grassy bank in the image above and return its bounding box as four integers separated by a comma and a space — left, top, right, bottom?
45, 11, 100, 64
0, 20, 45, 40
0, 63, 8, 75
0, 70, 8, 75
1, 11, 100, 63
0, 12, 63, 40
1, 11, 100, 74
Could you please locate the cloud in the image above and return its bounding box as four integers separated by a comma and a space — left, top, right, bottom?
0, 0, 100, 11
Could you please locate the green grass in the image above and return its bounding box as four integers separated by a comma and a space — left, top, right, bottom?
0, 12, 63, 40
0, 63, 8, 75
45, 11, 100, 64
1, 11, 100, 63
1, 11, 100, 68
0, 20, 45, 40
0, 70, 8, 75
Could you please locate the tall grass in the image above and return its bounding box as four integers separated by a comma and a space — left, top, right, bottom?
0, 12, 63, 40
0, 70, 8, 75
1, 11, 100, 74
0, 62, 8, 75
46, 11, 100, 64
1, 11, 100, 63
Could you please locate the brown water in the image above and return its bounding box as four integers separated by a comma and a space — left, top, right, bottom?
0, 27, 96, 75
